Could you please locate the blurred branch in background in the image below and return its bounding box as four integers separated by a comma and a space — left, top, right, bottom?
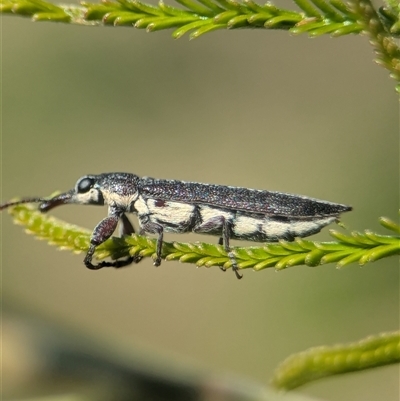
4, 304, 325, 401
3, 302, 399, 400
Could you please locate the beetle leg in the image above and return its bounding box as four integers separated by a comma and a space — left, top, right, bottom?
217, 236, 226, 271
194, 216, 242, 279
119, 213, 135, 236
220, 218, 242, 280
84, 214, 135, 269
140, 220, 164, 267
120, 213, 142, 263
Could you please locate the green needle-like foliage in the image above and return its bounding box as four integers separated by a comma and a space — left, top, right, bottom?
4, 203, 399, 273
0, 0, 373, 37
379, 0, 400, 36
271, 331, 400, 390
2, 0, 399, 88
350, 0, 400, 92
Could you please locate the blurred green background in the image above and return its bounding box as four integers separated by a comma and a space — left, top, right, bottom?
2, 6, 399, 401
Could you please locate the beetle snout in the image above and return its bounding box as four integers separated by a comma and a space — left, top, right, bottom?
39, 191, 73, 212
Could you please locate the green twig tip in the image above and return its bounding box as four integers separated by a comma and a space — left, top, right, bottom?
271, 331, 400, 390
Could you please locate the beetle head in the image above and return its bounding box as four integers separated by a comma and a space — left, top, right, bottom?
39, 175, 104, 212
0, 173, 143, 213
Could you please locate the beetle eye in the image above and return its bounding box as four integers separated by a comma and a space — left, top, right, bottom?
76, 177, 94, 193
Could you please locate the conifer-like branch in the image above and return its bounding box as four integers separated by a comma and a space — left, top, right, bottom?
3, 0, 399, 88
271, 331, 400, 390
4, 203, 399, 273
0, 0, 366, 38
379, 0, 400, 36
350, 0, 400, 92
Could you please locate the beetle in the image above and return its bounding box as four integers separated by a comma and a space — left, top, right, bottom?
0, 173, 352, 278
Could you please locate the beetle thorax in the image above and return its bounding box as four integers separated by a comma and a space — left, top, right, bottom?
101, 190, 138, 211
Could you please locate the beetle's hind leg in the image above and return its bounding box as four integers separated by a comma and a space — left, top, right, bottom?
218, 236, 227, 272
221, 219, 242, 280
195, 216, 242, 279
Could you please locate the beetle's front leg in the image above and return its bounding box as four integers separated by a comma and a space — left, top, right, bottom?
84, 214, 136, 270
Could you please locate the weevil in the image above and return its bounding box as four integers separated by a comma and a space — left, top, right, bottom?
0, 173, 352, 279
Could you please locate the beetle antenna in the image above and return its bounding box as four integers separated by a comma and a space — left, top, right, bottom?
0, 198, 47, 211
